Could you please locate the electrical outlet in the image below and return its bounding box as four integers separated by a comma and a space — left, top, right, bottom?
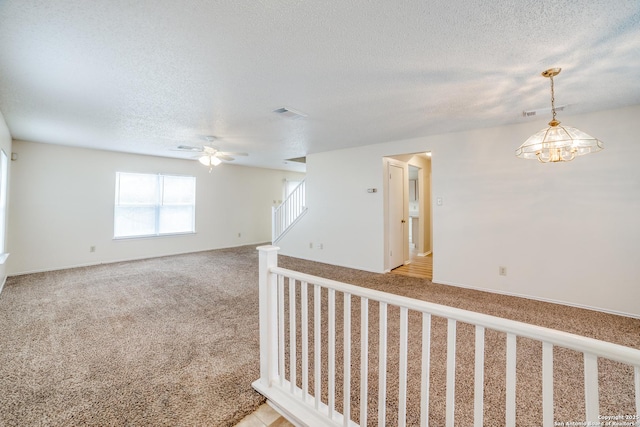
309, 242, 313, 249
318, 243, 324, 249
499, 266, 507, 276
90, 246, 96, 253
237, 232, 241, 238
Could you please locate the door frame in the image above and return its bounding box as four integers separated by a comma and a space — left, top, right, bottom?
383, 158, 409, 272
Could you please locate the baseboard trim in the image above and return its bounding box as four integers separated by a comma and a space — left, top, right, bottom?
435, 279, 640, 320
7, 242, 269, 277
0, 275, 6, 296
276, 250, 384, 274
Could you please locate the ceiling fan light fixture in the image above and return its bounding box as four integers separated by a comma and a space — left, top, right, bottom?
516, 68, 604, 163
198, 155, 222, 167
173, 142, 247, 171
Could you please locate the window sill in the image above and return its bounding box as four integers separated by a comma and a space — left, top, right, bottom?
113, 232, 196, 241
0, 253, 9, 265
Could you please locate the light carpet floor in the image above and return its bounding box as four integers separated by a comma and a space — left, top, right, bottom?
0, 244, 638, 426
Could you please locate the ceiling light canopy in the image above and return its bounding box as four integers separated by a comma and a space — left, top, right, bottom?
516, 68, 604, 163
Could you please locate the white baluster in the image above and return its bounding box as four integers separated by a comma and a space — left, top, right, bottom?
584, 353, 599, 423
379, 302, 388, 427
445, 319, 456, 427
398, 307, 408, 427
314, 284, 321, 411
361, 297, 369, 426
301, 281, 309, 402
271, 207, 276, 242
289, 278, 296, 394
474, 325, 485, 427
278, 275, 285, 387
420, 313, 431, 427
328, 288, 336, 418
542, 342, 554, 427
635, 366, 640, 420
343, 293, 351, 427
506, 333, 516, 427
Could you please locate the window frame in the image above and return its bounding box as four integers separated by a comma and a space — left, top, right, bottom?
113, 172, 196, 240
0, 150, 8, 263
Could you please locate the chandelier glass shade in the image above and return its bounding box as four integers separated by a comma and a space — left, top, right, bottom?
516, 68, 604, 163
198, 155, 222, 167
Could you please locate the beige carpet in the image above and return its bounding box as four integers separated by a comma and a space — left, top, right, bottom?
0, 244, 638, 426
277, 256, 640, 426
0, 246, 266, 426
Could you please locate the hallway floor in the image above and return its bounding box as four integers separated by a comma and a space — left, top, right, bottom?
234, 403, 293, 427
390, 250, 433, 280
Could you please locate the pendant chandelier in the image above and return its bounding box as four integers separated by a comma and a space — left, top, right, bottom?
515, 68, 604, 162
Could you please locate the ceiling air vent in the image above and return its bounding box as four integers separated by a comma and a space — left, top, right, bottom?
522, 105, 567, 118
286, 156, 307, 164
273, 107, 308, 119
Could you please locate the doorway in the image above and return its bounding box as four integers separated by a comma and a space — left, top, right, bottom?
385, 152, 433, 278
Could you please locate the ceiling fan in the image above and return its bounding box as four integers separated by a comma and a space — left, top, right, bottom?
172, 143, 248, 171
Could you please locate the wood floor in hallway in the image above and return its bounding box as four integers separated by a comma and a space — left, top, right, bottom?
390, 251, 433, 280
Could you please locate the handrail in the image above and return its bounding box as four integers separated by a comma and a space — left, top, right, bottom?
254, 246, 640, 427
270, 266, 640, 366
272, 180, 306, 243
280, 179, 305, 210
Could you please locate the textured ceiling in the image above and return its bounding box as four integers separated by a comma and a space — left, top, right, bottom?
0, 0, 639, 171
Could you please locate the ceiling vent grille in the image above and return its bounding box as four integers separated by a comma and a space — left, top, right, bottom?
286, 156, 307, 163
522, 105, 567, 118
274, 107, 308, 119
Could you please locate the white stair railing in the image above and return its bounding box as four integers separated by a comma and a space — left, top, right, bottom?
253, 245, 640, 427
272, 180, 307, 243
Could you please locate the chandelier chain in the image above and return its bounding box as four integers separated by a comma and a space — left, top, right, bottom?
549, 75, 556, 122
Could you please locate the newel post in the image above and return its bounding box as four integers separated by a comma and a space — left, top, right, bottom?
257, 245, 279, 387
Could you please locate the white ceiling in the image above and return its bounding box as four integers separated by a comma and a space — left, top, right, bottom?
1, 1, 639, 172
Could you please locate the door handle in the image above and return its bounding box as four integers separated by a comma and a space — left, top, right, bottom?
401, 219, 406, 223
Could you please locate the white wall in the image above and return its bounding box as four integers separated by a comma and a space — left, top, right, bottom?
407, 154, 431, 255
279, 148, 387, 272
0, 112, 11, 288
278, 104, 640, 317
8, 140, 303, 275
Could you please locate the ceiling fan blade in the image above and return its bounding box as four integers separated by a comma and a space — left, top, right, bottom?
170, 145, 247, 162
218, 151, 248, 157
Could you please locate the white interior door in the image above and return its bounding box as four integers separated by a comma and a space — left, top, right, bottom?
388, 163, 405, 269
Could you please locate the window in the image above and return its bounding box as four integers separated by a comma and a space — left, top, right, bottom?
114, 172, 196, 238
0, 150, 7, 258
